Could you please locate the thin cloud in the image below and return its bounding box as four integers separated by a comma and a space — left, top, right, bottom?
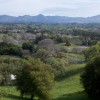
0, 0, 100, 17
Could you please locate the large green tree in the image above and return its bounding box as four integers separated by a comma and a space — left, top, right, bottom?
16, 58, 54, 100
81, 55, 100, 99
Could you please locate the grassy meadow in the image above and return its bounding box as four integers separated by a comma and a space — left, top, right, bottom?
0, 64, 89, 100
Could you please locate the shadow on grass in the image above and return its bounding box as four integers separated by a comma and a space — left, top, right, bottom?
56, 67, 84, 81
53, 91, 89, 100
5, 94, 29, 100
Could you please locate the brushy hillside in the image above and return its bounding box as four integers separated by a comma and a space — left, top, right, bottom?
0, 64, 89, 100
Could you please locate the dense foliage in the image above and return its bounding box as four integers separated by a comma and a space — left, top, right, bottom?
0, 58, 21, 86
83, 43, 100, 61
16, 58, 54, 100
22, 42, 34, 52
81, 55, 100, 99
45, 57, 67, 77
0, 42, 22, 56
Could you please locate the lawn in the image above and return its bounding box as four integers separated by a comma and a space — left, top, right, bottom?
67, 53, 84, 61
0, 64, 89, 100
52, 64, 89, 100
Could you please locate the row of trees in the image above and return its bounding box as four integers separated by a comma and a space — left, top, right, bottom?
1, 23, 100, 47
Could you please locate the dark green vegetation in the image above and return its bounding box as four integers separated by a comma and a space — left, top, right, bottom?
81, 55, 100, 100
0, 23, 100, 100
0, 42, 22, 56
81, 43, 100, 100
83, 43, 100, 61
16, 58, 54, 100
0, 57, 21, 86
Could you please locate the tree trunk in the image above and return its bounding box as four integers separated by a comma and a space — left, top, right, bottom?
30, 94, 34, 100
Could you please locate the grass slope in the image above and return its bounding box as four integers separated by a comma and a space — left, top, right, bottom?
0, 64, 89, 100
52, 64, 89, 100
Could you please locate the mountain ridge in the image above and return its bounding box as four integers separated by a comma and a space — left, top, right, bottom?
0, 14, 100, 23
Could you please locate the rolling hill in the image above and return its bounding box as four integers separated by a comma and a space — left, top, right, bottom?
0, 14, 100, 23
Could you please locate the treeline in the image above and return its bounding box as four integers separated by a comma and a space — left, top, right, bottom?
0, 23, 100, 46
0, 42, 35, 57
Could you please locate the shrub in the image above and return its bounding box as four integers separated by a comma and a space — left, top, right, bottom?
45, 57, 67, 77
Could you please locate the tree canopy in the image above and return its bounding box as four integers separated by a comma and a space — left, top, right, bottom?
16, 58, 54, 100
81, 54, 100, 99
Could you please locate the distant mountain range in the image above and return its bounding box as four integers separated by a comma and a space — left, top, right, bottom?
0, 14, 100, 23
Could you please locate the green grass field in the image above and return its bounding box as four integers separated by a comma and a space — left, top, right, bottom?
0, 64, 89, 100
52, 64, 89, 100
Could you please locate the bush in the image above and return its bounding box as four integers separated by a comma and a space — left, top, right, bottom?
45, 57, 67, 77
81, 55, 100, 99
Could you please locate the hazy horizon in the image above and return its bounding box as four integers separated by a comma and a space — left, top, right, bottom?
0, 14, 100, 18
0, 0, 100, 17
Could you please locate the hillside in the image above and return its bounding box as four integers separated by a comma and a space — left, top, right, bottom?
0, 64, 89, 100
0, 15, 100, 23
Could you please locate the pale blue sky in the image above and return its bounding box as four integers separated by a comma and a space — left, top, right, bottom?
0, 0, 100, 17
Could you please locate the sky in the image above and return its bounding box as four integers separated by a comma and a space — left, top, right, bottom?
0, 0, 100, 17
